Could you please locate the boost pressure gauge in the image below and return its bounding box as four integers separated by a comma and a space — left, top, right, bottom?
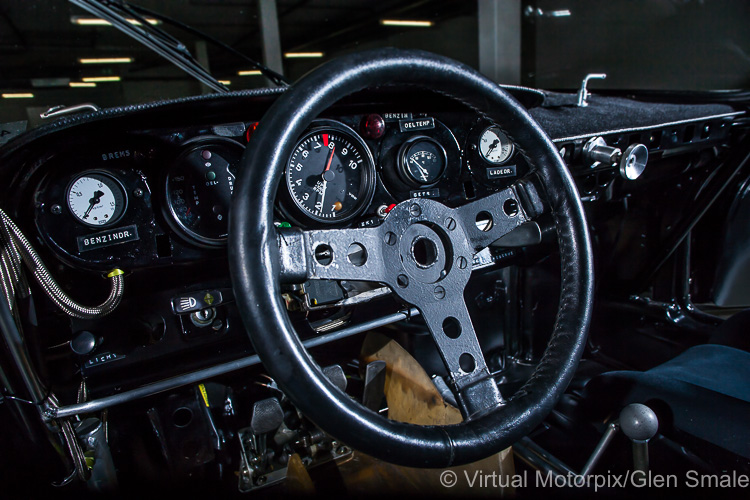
67, 172, 127, 227
479, 126, 514, 165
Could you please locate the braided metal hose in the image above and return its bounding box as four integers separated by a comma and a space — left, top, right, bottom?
0, 209, 124, 319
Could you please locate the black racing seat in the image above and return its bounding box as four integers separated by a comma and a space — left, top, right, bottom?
584, 341, 750, 460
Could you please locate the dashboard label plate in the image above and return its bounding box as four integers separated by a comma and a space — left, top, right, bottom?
399, 117, 435, 132
77, 225, 139, 253
487, 165, 517, 180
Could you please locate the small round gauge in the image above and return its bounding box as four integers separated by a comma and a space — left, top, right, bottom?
285, 123, 375, 224
479, 126, 514, 164
398, 136, 447, 187
166, 139, 244, 245
67, 172, 127, 227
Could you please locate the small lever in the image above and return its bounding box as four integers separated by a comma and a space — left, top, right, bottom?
577, 73, 606, 107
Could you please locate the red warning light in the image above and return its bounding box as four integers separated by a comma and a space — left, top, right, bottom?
245, 122, 259, 142
360, 114, 385, 139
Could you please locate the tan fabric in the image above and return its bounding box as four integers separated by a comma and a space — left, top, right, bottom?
285, 332, 515, 496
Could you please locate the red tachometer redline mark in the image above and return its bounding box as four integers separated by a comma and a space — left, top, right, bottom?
323, 133, 328, 147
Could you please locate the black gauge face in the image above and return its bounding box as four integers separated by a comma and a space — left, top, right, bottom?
166, 140, 243, 245
286, 125, 375, 223
479, 126, 514, 164
398, 137, 447, 187
67, 172, 127, 227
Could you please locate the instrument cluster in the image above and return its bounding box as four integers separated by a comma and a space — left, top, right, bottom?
32, 111, 526, 271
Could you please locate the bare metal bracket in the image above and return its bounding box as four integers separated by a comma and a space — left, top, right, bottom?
577, 73, 606, 107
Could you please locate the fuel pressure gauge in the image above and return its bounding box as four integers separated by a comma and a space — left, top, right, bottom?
67, 172, 127, 227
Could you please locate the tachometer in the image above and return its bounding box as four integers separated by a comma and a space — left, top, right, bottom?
166, 138, 244, 246
284, 122, 375, 224
67, 172, 127, 227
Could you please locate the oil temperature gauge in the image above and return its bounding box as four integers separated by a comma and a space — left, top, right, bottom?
67, 172, 127, 227
397, 136, 447, 187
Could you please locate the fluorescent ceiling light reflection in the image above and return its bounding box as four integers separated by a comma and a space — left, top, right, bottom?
69, 82, 97, 88
71, 16, 161, 26
79, 57, 133, 64
82, 76, 121, 82
218, 80, 231, 85
2, 93, 34, 98
237, 70, 262, 76
284, 52, 324, 58
380, 19, 433, 27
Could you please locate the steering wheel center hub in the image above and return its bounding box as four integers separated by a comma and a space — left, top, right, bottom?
399, 223, 447, 283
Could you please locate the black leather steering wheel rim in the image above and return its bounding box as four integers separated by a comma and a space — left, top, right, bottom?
229, 48, 594, 468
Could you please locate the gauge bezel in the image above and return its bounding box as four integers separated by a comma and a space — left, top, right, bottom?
397, 135, 448, 188
164, 136, 244, 247
66, 170, 128, 228
478, 125, 514, 165
280, 120, 377, 226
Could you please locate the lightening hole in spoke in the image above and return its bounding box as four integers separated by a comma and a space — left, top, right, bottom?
347, 242, 367, 266
475, 211, 493, 232
412, 237, 438, 268
173, 407, 193, 428
314, 244, 333, 265
443, 317, 461, 339
459, 353, 475, 373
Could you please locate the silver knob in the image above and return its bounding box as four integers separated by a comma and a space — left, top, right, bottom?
619, 144, 649, 180
583, 136, 621, 167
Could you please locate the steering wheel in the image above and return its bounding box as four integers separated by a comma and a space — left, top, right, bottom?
229, 49, 593, 468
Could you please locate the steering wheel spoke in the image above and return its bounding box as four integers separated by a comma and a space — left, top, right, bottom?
418, 297, 503, 419
277, 226, 388, 283
455, 185, 533, 253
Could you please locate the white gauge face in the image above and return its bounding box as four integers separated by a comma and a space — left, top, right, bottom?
67, 173, 126, 227
479, 126, 514, 164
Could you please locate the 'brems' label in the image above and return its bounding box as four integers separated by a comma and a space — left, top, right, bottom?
77, 225, 139, 253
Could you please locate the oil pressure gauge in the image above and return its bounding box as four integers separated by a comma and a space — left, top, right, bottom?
67, 172, 127, 227
479, 126, 514, 165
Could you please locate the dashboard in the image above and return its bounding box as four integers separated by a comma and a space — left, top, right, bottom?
1, 87, 739, 398
29, 110, 528, 274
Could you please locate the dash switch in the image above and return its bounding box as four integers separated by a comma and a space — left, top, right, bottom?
171, 290, 224, 314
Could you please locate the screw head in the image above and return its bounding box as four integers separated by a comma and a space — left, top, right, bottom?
384, 232, 397, 246
50, 204, 62, 215
434, 286, 446, 300
409, 204, 421, 217
133, 188, 144, 198
457, 256, 468, 269
445, 217, 456, 231
397, 274, 409, 288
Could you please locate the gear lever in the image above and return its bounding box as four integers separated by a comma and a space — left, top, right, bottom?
619, 403, 659, 473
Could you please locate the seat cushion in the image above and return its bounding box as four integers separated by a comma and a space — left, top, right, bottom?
584, 344, 750, 459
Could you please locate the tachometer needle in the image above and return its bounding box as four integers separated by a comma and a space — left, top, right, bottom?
324, 145, 335, 173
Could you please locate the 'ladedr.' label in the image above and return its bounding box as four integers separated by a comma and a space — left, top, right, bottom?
487, 165, 517, 180
77, 225, 139, 253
